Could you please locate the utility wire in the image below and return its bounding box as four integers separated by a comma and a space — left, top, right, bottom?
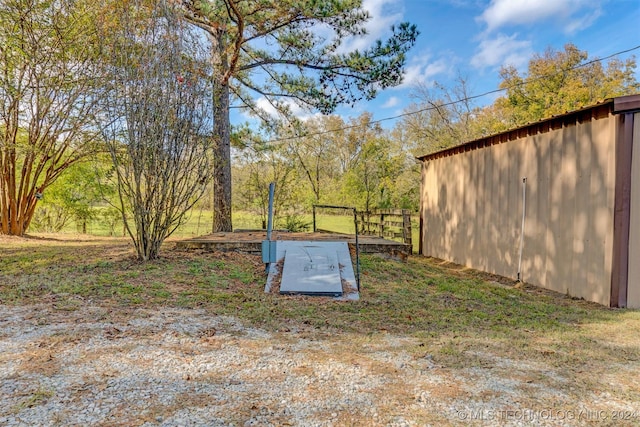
259, 44, 640, 145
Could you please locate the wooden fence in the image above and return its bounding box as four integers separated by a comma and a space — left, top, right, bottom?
358, 209, 412, 251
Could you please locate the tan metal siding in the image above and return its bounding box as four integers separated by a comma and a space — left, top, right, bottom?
421, 113, 617, 305
603, 116, 617, 302
628, 113, 640, 308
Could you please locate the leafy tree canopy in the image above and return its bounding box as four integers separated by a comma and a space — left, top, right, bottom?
405, 44, 639, 156
183, 0, 418, 114
180, 0, 419, 231
0, 0, 103, 235
495, 43, 640, 127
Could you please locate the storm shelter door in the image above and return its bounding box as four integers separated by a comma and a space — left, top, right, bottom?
279, 242, 346, 296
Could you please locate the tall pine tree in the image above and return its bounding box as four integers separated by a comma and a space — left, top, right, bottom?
180, 0, 418, 231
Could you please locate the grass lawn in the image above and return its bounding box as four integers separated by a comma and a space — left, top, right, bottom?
60, 209, 422, 252
1, 233, 639, 424
74, 209, 265, 238
0, 233, 636, 357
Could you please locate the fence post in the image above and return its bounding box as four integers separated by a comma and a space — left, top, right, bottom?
419, 215, 423, 255
312, 205, 316, 232
379, 211, 385, 239
362, 211, 370, 234
402, 209, 412, 253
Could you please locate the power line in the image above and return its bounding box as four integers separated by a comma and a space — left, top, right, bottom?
259, 44, 640, 145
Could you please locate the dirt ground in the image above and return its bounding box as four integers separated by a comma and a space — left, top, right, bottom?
2, 303, 640, 426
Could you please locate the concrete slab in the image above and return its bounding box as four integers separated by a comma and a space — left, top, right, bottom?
176, 231, 411, 262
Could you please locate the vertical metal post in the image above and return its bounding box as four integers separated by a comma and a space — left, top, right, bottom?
266, 182, 275, 241
263, 183, 276, 274
517, 177, 527, 281
353, 208, 361, 291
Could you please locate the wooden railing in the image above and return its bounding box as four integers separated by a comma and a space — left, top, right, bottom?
358, 209, 412, 251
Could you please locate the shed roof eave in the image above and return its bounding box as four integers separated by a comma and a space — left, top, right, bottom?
613, 94, 640, 114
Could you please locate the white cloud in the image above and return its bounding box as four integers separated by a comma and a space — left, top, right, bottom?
471, 0, 601, 72
397, 55, 450, 89
471, 33, 532, 69
254, 97, 279, 118
251, 97, 320, 122
339, 0, 404, 52
382, 96, 399, 108
478, 0, 601, 34
562, 10, 601, 34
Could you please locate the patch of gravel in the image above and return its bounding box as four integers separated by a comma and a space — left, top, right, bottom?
1, 304, 638, 426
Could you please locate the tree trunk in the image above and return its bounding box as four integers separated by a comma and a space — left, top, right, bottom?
211, 79, 233, 232
211, 31, 233, 233
0, 168, 38, 236
0, 202, 36, 235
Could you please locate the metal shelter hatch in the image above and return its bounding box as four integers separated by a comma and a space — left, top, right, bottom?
261, 185, 360, 300
264, 241, 359, 299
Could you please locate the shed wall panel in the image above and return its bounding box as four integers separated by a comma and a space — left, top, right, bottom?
421, 113, 617, 305
628, 113, 640, 308
604, 116, 616, 292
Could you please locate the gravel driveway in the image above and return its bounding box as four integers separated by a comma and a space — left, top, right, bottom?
1, 303, 638, 426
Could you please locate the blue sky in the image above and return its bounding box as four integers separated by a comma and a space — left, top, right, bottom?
299, 0, 640, 128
